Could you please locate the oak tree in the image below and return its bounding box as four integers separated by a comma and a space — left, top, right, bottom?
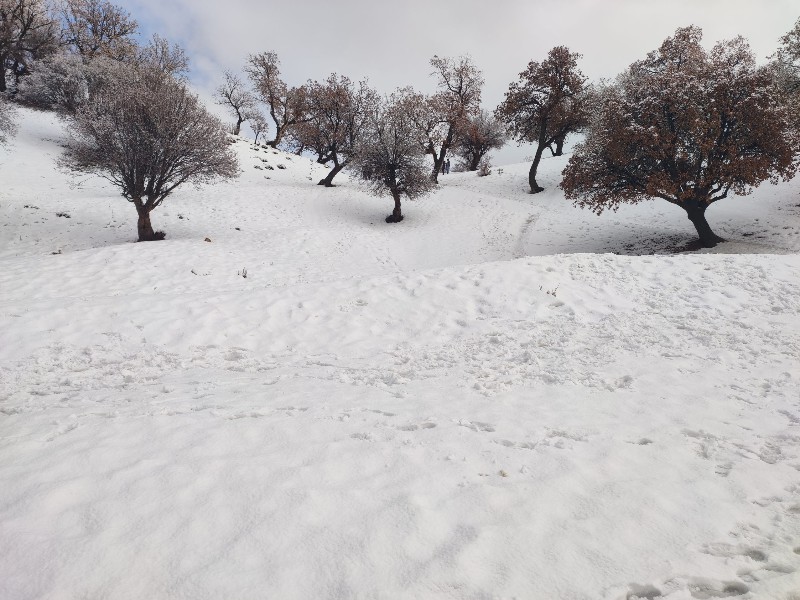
0, 0, 58, 92
61, 61, 239, 241
245, 51, 309, 148
352, 92, 435, 223
496, 46, 587, 193
561, 27, 798, 248
298, 74, 378, 187
454, 109, 505, 171
58, 0, 137, 62
215, 70, 257, 136
411, 55, 483, 183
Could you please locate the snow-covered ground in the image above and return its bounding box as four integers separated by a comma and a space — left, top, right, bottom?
1, 108, 799, 599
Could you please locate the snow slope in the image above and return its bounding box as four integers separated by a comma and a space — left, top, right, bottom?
1, 108, 800, 599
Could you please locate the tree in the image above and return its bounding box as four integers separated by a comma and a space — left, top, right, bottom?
58, 0, 137, 62
0, 0, 58, 92
61, 62, 239, 241
17, 49, 87, 111
561, 26, 798, 248
410, 55, 483, 183
496, 46, 587, 193
134, 34, 188, 80
245, 51, 309, 148
248, 109, 268, 144
298, 74, 378, 187
773, 17, 800, 131
215, 70, 257, 136
352, 92, 436, 223
454, 109, 505, 171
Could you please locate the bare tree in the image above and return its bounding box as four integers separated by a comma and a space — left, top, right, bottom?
410, 55, 483, 183
298, 74, 378, 187
245, 51, 309, 148
561, 27, 798, 248
61, 63, 239, 241
58, 0, 137, 62
134, 34, 188, 80
454, 109, 506, 171
496, 46, 587, 193
214, 70, 257, 136
352, 92, 435, 223
0, 0, 58, 92
248, 109, 268, 144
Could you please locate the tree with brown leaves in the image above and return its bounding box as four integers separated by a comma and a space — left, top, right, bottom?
496, 46, 587, 193
59, 0, 137, 61
454, 109, 506, 171
61, 62, 238, 241
297, 74, 378, 187
561, 26, 798, 248
246, 51, 309, 148
406, 55, 483, 183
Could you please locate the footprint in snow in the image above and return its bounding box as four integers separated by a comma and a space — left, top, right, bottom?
458, 420, 495, 433
398, 422, 436, 431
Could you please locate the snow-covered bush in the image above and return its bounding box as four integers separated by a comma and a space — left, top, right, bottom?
17, 52, 88, 113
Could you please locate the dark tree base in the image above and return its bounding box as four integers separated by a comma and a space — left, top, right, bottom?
137, 231, 166, 242
385, 214, 404, 223
317, 180, 337, 187
529, 186, 544, 194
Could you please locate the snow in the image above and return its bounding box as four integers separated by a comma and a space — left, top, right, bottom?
1, 108, 800, 599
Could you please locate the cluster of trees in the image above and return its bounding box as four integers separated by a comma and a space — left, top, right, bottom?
0, 0, 238, 241
2, 3, 799, 245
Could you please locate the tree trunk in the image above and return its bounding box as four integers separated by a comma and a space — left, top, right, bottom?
318, 162, 345, 187
430, 154, 442, 184
386, 189, 403, 223
469, 153, 481, 171
552, 135, 565, 156
269, 124, 285, 148
0, 54, 7, 93
528, 144, 546, 193
684, 202, 724, 248
233, 116, 243, 136
135, 202, 160, 241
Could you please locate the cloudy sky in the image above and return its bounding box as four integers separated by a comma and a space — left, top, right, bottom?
127, 0, 798, 165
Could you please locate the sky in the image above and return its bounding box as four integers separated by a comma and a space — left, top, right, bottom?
126, 0, 799, 165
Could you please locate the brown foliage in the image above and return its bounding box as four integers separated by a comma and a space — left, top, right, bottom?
405, 55, 483, 182
59, 0, 137, 61
496, 46, 587, 193
293, 74, 378, 186
246, 51, 309, 148
561, 26, 799, 247
455, 109, 505, 171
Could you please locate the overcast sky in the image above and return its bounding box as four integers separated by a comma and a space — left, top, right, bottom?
126, 0, 798, 165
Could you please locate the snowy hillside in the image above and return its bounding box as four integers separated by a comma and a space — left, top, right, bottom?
1, 108, 800, 599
